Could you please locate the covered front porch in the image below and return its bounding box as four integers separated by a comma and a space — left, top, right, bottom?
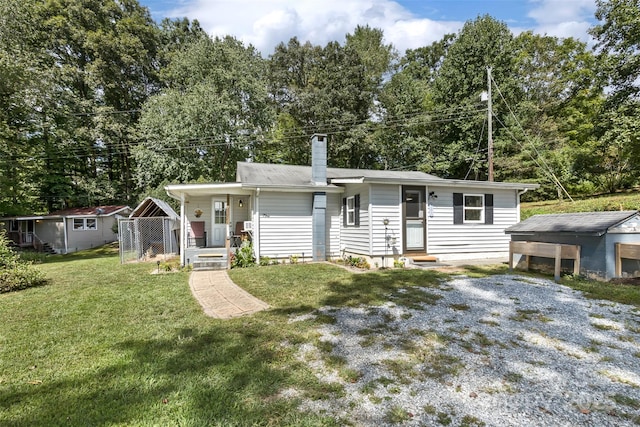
166, 182, 255, 268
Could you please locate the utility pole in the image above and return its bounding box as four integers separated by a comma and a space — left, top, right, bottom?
487, 66, 494, 182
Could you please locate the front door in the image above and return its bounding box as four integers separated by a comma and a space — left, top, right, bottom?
403, 186, 426, 253
210, 199, 227, 247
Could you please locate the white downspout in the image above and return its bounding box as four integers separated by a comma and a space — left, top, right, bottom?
166, 189, 186, 266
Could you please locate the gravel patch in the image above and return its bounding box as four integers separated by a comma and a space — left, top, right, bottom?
289, 274, 640, 426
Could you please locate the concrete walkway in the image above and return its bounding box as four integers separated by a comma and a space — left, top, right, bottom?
189, 270, 269, 319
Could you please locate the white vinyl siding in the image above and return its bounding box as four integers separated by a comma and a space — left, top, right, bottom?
258, 192, 313, 259
66, 216, 119, 253
427, 186, 518, 256
370, 184, 402, 255
340, 183, 369, 255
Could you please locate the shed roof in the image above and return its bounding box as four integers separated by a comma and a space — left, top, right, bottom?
48, 205, 130, 218
505, 211, 639, 235
130, 197, 179, 220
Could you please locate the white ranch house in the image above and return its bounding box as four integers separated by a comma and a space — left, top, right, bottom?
165, 134, 539, 268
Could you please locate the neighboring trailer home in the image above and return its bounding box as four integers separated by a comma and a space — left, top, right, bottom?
119, 197, 180, 263
505, 211, 640, 280
0, 205, 131, 254
165, 134, 539, 269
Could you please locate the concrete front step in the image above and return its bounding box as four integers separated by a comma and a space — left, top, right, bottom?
193, 261, 227, 271
192, 254, 228, 271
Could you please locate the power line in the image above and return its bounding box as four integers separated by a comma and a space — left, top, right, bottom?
491, 76, 573, 201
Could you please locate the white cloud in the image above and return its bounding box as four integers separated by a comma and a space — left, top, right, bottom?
167, 0, 462, 55
527, 0, 596, 41
163, 0, 597, 56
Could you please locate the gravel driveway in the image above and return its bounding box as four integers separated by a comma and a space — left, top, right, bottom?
289, 274, 640, 426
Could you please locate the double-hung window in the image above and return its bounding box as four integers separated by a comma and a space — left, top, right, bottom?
453, 193, 494, 225
73, 218, 97, 231
343, 194, 360, 227
346, 196, 355, 225
463, 194, 484, 223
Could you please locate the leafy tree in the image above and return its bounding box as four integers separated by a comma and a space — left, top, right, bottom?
134, 36, 273, 190
266, 29, 393, 169
590, 0, 640, 104
374, 35, 455, 171
497, 32, 604, 196
431, 15, 519, 179
586, 101, 640, 192
0, 0, 51, 215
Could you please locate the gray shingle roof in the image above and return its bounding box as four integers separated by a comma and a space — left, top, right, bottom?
505, 211, 639, 235
236, 162, 442, 186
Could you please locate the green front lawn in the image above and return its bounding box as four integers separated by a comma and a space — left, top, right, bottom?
0, 248, 445, 426
1, 248, 639, 426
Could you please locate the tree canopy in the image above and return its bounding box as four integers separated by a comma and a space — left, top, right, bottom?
0, 0, 637, 215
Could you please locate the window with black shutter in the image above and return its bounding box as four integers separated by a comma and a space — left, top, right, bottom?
453, 193, 493, 225
343, 194, 360, 227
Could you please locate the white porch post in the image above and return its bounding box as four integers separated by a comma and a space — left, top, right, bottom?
254, 188, 260, 261
180, 193, 186, 266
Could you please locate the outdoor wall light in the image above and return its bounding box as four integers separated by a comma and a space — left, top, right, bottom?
238, 199, 244, 208
429, 191, 437, 199
383, 218, 390, 226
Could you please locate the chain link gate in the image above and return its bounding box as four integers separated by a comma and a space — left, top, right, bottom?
119, 217, 178, 264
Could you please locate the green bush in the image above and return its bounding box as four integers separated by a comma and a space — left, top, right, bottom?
259, 256, 271, 266
0, 232, 48, 293
346, 256, 370, 270
231, 241, 256, 268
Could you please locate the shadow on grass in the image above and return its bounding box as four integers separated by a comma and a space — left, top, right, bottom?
41, 243, 120, 264
0, 324, 338, 426
322, 268, 446, 308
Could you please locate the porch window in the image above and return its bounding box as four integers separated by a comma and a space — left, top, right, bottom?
73, 218, 98, 231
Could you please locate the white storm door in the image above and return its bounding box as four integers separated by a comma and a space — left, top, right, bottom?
210, 199, 227, 247
403, 187, 426, 252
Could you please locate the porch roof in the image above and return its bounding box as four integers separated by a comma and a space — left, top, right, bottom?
165, 182, 252, 199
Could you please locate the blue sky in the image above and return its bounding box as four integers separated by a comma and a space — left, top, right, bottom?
138, 0, 598, 54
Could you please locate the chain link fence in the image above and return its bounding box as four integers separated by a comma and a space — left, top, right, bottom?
119, 217, 178, 264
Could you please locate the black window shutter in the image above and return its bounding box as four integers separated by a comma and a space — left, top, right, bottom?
453, 193, 463, 224
354, 194, 360, 227
485, 194, 494, 224
343, 197, 347, 227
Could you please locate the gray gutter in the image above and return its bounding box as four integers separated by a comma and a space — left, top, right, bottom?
330, 176, 539, 191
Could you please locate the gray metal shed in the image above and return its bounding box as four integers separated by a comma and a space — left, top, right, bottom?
505, 211, 640, 280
